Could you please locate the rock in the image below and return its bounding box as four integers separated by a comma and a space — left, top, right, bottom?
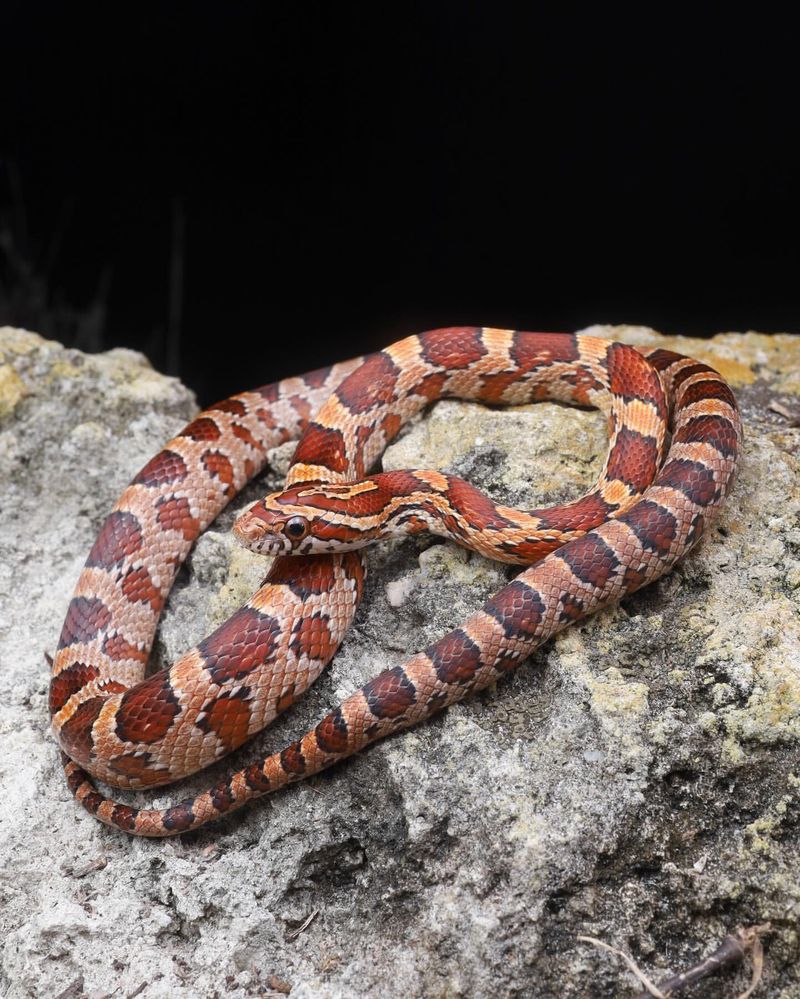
1, 325, 798, 998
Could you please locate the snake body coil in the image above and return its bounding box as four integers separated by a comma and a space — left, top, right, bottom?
51, 329, 741, 836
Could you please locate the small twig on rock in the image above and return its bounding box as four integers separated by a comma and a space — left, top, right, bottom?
768, 399, 800, 426
629, 924, 771, 999
62, 854, 108, 878
286, 908, 319, 941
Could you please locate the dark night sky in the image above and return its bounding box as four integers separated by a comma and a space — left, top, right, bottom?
1, 4, 798, 404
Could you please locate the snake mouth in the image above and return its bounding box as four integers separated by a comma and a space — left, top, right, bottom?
232, 505, 292, 555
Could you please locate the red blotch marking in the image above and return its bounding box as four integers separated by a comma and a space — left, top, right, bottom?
197, 690, 253, 750
280, 740, 306, 774
63, 762, 85, 795
559, 593, 586, 623
679, 378, 738, 410
618, 500, 678, 557
354, 425, 374, 477
198, 606, 282, 684
497, 537, 563, 563
81, 791, 105, 815
344, 552, 366, 602
231, 422, 265, 451
244, 764, 271, 790
211, 782, 235, 813
50, 662, 100, 715
380, 412, 403, 441
687, 512, 706, 548
207, 398, 247, 417
656, 459, 719, 507
427, 629, 482, 684
511, 332, 578, 371
122, 565, 163, 610
163, 803, 196, 832
479, 370, 524, 402
484, 581, 546, 640
86, 511, 143, 569
111, 804, 139, 831
314, 707, 350, 753
290, 613, 338, 663
363, 666, 416, 719
108, 752, 169, 785
132, 450, 188, 488
255, 382, 280, 403
535, 492, 613, 533
181, 416, 222, 442
559, 534, 621, 590
304, 365, 333, 389
59, 696, 106, 765
115, 674, 181, 744
288, 395, 313, 426
646, 348, 685, 372
377, 470, 435, 497
605, 342, 666, 413
623, 565, 648, 590
420, 327, 487, 369
267, 555, 340, 599
674, 415, 738, 458
670, 361, 712, 389
605, 427, 660, 492
57, 596, 112, 650
336, 352, 401, 414
103, 634, 148, 663
254, 407, 277, 428
559, 368, 605, 405
202, 450, 236, 496
414, 371, 449, 401
446, 477, 514, 530
156, 495, 200, 539
293, 423, 349, 474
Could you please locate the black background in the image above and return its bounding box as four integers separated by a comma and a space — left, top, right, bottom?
1, 4, 798, 404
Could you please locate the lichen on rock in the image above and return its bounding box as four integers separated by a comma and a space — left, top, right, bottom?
1, 325, 798, 997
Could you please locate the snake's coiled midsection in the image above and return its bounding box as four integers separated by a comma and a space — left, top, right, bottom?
51, 329, 741, 836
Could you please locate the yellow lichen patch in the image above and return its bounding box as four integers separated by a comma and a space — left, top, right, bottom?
744, 793, 795, 857
0, 364, 28, 418
209, 542, 274, 628
586, 667, 650, 719
0, 326, 46, 356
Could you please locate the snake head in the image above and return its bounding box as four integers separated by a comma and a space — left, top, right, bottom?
233, 482, 377, 556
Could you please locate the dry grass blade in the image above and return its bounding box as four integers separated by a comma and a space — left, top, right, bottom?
286, 909, 319, 941
736, 925, 767, 999
577, 935, 666, 997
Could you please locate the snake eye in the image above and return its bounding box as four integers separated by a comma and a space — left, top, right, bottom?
284, 516, 309, 541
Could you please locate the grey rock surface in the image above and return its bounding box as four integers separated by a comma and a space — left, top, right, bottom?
1, 325, 798, 998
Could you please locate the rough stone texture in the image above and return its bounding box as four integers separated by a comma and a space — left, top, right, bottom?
1, 325, 798, 998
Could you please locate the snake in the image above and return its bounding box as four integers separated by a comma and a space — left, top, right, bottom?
51, 328, 741, 837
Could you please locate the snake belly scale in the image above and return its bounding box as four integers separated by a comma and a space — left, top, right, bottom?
51, 329, 741, 836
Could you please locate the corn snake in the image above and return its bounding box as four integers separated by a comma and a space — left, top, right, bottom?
51, 328, 741, 836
